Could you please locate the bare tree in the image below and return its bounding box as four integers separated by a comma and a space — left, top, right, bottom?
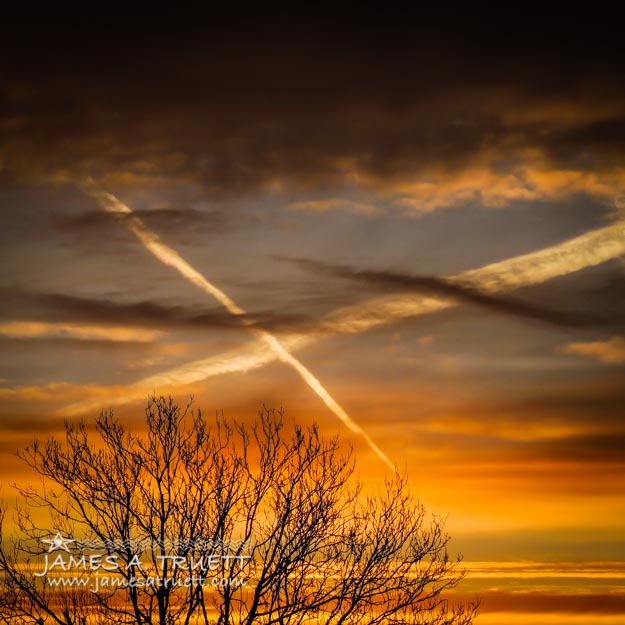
0, 396, 478, 625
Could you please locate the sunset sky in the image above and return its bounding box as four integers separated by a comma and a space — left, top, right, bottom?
1, 14, 624, 624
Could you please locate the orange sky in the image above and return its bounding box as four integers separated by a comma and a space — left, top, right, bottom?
2, 15, 625, 624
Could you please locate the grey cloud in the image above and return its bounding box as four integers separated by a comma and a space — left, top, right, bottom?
1, 20, 624, 202
52, 207, 258, 239
0, 288, 307, 334
285, 258, 606, 329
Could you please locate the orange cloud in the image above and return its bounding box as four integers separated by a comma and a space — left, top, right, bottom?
560, 336, 625, 364
393, 162, 625, 213
501, 98, 625, 127
288, 198, 381, 215
0, 321, 164, 342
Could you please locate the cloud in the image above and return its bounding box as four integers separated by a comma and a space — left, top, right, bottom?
526, 433, 625, 463
0, 382, 97, 402
0, 321, 163, 342
1, 22, 624, 210
288, 198, 380, 216
0, 288, 307, 334
464, 590, 625, 615
285, 258, 603, 328
560, 336, 625, 363
53, 207, 253, 236
0, 413, 66, 433
392, 162, 625, 213
313, 209, 625, 332
59, 337, 306, 417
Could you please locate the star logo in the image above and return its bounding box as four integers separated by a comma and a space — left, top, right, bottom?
42, 532, 75, 553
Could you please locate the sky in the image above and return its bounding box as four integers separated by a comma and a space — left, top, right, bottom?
1, 13, 625, 624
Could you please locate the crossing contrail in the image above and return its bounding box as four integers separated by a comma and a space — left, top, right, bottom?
63, 207, 625, 423
121, 213, 625, 376
318, 217, 625, 334
82, 183, 394, 471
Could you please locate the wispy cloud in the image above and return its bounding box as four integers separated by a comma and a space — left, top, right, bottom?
0, 321, 163, 342
288, 198, 381, 216
0, 288, 305, 333
560, 336, 625, 363
61, 336, 306, 416
53, 206, 254, 236
286, 258, 602, 328
391, 163, 625, 213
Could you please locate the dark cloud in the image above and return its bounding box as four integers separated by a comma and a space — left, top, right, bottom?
52, 207, 248, 235
0, 18, 624, 202
0, 288, 306, 334
48, 206, 261, 251
285, 257, 607, 329
0, 414, 66, 434
526, 433, 625, 463
471, 590, 625, 615
511, 265, 625, 334
489, 384, 625, 428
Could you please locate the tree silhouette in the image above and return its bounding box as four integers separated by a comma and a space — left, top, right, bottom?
0, 396, 478, 625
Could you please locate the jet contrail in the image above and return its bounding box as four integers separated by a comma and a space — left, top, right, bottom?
318, 218, 625, 334
62, 197, 625, 435
82, 184, 394, 471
